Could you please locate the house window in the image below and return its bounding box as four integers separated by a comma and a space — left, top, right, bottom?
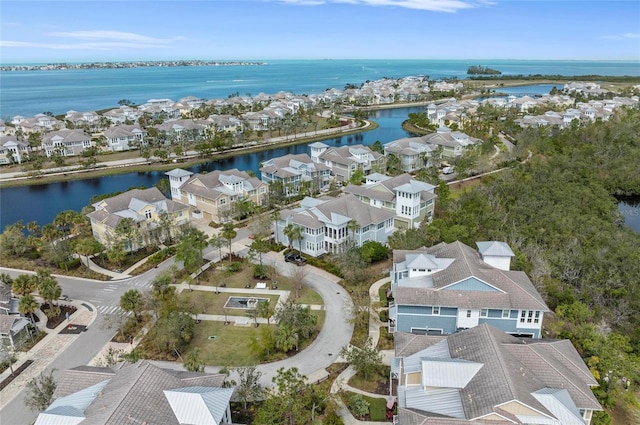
144, 210, 152, 219
480, 309, 488, 317
502, 309, 510, 318
432, 306, 440, 315
519, 310, 540, 324
220, 198, 226, 205
466, 310, 472, 318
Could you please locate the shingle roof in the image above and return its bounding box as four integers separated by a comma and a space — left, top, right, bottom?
43, 361, 228, 425
394, 241, 548, 311
395, 325, 601, 424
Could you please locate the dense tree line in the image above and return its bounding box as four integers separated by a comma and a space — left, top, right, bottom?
391, 107, 640, 422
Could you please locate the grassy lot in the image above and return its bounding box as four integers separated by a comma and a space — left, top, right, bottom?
185, 310, 325, 367
178, 290, 280, 316
187, 321, 281, 367
198, 261, 324, 305
347, 365, 390, 395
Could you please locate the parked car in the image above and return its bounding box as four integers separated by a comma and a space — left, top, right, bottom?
284, 253, 307, 266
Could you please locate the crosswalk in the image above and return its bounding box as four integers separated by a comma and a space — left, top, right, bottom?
96, 305, 125, 315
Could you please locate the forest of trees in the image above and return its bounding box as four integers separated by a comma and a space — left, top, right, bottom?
390, 107, 640, 423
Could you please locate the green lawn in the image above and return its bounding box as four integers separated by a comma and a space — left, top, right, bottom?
178, 290, 280, 317
186, 321, 278, 367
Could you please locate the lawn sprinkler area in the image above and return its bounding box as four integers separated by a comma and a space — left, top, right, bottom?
224, 296, 269, 309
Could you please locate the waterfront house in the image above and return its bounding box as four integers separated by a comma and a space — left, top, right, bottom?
207, 114, 244, 134
259, 153, 331, 197
276, 194, 395, 257
392, 324, 601, 425
344, 173, 436, 229
0, 136, 30, 164
309, 143, 386, 182
64, 110, 100, 127
421, 127, 479, 159
102, 105, 141, 125
167, 168, 268, 223
12, 114, 65, 134
34, 361, 234, 425
87, 187, 190, 251
383, 136, 435, 172
103, 125, 147, 151
154, 119, 210, 144
389, 241, 549, 337
41, 129, 93, 157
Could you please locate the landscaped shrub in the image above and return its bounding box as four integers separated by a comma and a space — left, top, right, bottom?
304, 255, 343, 278
378, 309, 389, 323
348, 394, 370, 419
227, 262, 243, 273
360, 241, 389, 263
378, 285, 389, 308
253, 264, 269, 279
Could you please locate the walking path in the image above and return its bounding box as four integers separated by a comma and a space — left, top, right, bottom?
0, 300, 97, 410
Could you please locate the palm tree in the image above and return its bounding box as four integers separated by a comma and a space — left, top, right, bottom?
19, 294, 39, 324
12, 274, 37, 297
221, 223, 237, 263
347, 219, 360, 248
283, 223, 302, 254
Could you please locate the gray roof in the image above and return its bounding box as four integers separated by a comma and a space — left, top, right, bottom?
395, 325, 601, 424
476, 241, 515, 257
394, 242, 548, 311
41, 361, 228, 425
165, 168, 193, 178
179, 169, 265, 201
87, 187, 188, 229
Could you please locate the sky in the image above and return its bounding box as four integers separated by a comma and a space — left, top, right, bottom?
1, 0, 639, 63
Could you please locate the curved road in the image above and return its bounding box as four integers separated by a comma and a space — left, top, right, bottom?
0, 236, 353, 423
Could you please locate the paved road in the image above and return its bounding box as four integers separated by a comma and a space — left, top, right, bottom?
0, 259, 175, 424
0, 228, 354, 422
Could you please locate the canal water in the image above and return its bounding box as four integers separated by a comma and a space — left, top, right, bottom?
0, 106, 422, 228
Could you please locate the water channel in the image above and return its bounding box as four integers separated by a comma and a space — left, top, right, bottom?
2, 84, 638, 233
0, 106, 422, 228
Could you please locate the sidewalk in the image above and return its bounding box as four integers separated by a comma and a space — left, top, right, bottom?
0, 301, 97, 410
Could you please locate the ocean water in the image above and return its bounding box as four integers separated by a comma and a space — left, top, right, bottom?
2, 59, 639, 118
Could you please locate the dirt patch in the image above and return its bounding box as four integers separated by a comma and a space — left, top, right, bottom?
0, 360, 34, 391
41, 304, 77, 329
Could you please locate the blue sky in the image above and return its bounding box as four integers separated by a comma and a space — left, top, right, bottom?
1, 1, 639, 63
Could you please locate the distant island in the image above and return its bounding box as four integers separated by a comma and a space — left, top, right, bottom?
467, 65, 501, 75
0, 60, 267, 72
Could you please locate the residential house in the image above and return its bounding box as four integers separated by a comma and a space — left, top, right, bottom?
344, 173, 436, 229
276, 194, 395, 257
383, 136, 435, 172
102, 105, 141, 125
154, 119, 210, 144
392, 324, 601, 425
0, 315, 32, 349
41, 129, 93, 157
207, 114, 244, 134
167, 168, 268, 223
389, 241, 549, 338
259, 153, 331, 197
421, 127, 479, 159
34, 361, 234, 425
309, 143, 386, 182
87, 187, 190, 251
0, 282, 18, 315
103, 125, 147, 151
0, 136, 29, 164
12, 114, 65, 134
64, 110, 101, 127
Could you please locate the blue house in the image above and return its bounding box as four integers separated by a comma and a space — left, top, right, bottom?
389, 241, 549, 338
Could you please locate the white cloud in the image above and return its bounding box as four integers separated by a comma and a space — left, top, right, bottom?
279, 0, 477, 12
46, 30, 182, 43
1, 30, 186, 51
601, 32, 640, 41
0, 40, 173, 50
